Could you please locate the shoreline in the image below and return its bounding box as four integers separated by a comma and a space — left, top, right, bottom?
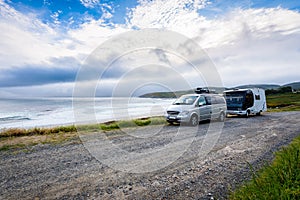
0, 97, 174, 130
0, 114, 166, 132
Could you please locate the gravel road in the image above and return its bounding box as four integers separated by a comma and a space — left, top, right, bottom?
1, 112, 300, 200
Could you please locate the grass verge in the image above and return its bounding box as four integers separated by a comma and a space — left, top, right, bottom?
0, 116, 167, 151
267, 93, 300, 112
230, 134, 300, 199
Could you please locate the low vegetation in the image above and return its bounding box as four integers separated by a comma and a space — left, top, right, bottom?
99, 118, 154, 131
76, 116, 166, 132
267, 93, 300, 112
230, 135, 300, 199
0, 117, 167, 151
265, 86, 293, 95
0, 126, 77, 138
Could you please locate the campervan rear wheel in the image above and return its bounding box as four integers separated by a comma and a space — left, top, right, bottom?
256, 111, 261, 116
190, 114, 198, 126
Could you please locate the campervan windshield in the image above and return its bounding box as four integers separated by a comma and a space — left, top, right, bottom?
225, 92, 245, 108
173, 95, 198, 105
224, 90, 254, 110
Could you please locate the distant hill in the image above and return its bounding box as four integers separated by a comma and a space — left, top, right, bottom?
140, 90, 192, 98
140, 87, 227, 98
283, 82, 300, 90
231, 84, 280, 90
232, 82, 300, 90
139, 82, 300, 98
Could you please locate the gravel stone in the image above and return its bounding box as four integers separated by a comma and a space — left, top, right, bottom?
0, 112, 299, 199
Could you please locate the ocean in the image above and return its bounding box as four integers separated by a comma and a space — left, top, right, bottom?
0, 97, 174, 130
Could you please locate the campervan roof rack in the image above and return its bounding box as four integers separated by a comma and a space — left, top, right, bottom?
195, 88, 210, 94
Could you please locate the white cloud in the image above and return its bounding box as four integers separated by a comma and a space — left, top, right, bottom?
0, 1, 122, 70
67, 21, 128, 53
203, 8, 300, 86
0, 0, 300, 96
0, 82, 75, 98
127, 0, 209, 37
0, 2, 80, 69
51, 10, 62, 25
127, 2, 300, 48
0, 0, 128, 96
210, 32, 300, 86
79, 0, 100, 8
126, 2, 300, 86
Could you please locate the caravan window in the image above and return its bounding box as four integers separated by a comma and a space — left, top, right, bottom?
255, 94, 260, 100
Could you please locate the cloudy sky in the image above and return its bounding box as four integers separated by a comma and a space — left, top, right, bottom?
0, 0, 299, 97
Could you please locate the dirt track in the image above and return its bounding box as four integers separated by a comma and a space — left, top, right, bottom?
1, 112, 300, 199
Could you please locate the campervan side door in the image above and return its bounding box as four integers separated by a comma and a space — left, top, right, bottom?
253, 89, 267, 113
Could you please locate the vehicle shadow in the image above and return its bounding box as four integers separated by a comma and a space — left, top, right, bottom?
167, 119, 213, 127
226, 114, 265, 118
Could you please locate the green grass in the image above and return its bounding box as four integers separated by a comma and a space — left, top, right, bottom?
0, 117, 167, 138
267, 93, 300, 112
230, 135, 300, 199
97, 116, 166, 131
76, 116, 166, 132
0, 125, 77, 138
0, 116, 167, 151
0, 144, 27, 151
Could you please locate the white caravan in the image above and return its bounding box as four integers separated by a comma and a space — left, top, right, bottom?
224, 88, 267, 117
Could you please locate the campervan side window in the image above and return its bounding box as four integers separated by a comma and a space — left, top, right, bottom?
255, 95, 260, 100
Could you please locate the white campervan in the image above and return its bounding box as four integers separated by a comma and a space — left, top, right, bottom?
224, 88, 267, 117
